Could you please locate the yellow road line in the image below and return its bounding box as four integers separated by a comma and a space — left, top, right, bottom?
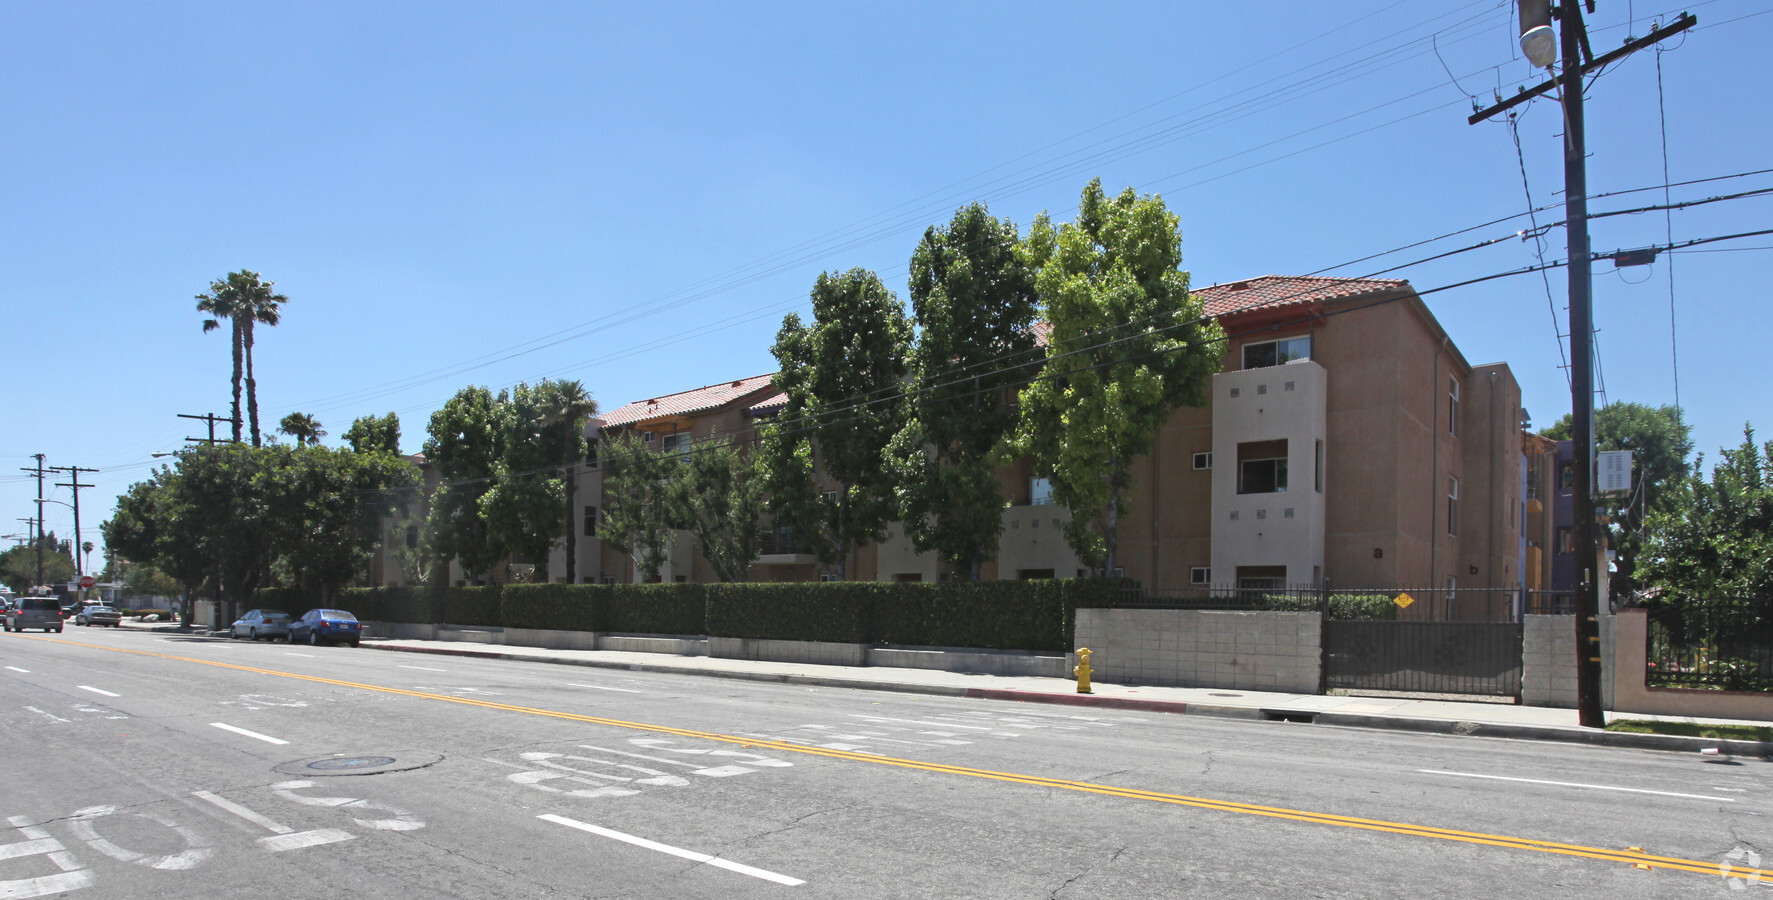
29, 635, 1766, 882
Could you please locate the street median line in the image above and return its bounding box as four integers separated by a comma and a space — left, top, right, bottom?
34, 633, 1773, 886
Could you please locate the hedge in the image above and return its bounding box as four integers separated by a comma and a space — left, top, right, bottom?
253, 577, 1136, 650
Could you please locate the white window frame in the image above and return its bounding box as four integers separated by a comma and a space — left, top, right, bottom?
1238, 457, 1288, 494
1029, 476, 1055, 506
1447, 475, 1459, 537
1192, 451, 1212, 470
641, 430, 654, 444
1190, 566, 1211, 585
1448, 378, 1460, 436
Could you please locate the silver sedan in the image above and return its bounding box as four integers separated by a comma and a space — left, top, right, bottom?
230, 609, 293, 641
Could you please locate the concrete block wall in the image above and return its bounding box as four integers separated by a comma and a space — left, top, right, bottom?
709, 637, 868, 667
1522, 614, 1617, 709
1522, 615, 1578, 707
1073, 608, 1321, 692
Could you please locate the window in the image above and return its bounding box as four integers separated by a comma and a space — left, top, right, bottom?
1448, 378, 1460, 436
1017, 569, 1055, 580
822, 490, 840, 506
1447, 476, 1459, 536
1190, 566, 1211, 585
1235, 565, 1287, 590
1314, 440, 1324, 493
1556, 526, 1574, 555
583, 506, 597, 538
662, 432, 692, 455
1030, 477, 1055, 505
1559, 462, 1574, 491
1237, 440, 1288, 494
585, 438, 599, 468
641, 431, 654, 444
1193, 452, 1212, 470
1243, 336, 1311, 369
893, 573, 924, 583
405, 525, 419, 549
819, 573, 841, 582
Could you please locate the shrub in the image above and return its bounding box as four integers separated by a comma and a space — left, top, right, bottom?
440, 585, 502, 627
502, 583, 600, 632
1326, 592, 1398, 620
705, 582, 879, 643
605, 583, 707, 635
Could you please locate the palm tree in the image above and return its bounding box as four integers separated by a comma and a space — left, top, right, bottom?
196, 271, 286, 447
278, 412, 326, 447
542, 380, 599, 584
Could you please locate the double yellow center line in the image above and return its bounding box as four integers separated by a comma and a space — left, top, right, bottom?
38, 635, 1769, 883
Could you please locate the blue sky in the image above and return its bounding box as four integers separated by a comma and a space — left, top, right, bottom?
4, 1, 1770, 577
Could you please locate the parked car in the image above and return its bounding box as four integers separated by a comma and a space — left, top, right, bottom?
231, 609, 293, 641
4, 597, 64, 633
288, 609, 362, 647
74, 605, 123, 628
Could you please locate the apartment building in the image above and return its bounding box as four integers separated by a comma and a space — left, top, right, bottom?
871, 275, 1526, 620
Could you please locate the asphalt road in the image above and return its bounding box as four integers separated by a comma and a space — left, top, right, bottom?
2, 626, 1769, 898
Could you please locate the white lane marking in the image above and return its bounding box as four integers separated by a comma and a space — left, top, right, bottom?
271, 782, 425, 831
398, 665, 447, 672
539, 814, 804, 886
2, 815, 93, 897
22, 707, 70, 723
259, 829, 356, 852
77, 686, 119, 698
4, 666, 27, 673
190, 792, 357, 852
192, 791, 292, 834
849, 715, 994, 731
1417, 769, 1738, 802
209, 722, 289, 745
566, 682, 642, 693
68, 806, 212, 871
284, 653, 315, 658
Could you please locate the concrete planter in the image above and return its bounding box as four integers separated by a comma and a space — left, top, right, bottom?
869, 646, 1069, 678
600, 634, 707, 656
709, 637, 868, 667
1074, 608, 1321, 693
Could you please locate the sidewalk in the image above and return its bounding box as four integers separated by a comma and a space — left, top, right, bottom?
121, 619, 1773, 755
349, 634, 1773, 757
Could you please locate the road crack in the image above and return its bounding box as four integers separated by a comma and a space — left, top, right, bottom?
1049, 846, 1128, 898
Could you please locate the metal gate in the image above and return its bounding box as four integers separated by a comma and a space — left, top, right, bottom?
1322, 621, 1523, 698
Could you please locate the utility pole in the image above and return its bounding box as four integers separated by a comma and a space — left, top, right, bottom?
177, 411, 237, 445
1472, 4, 1696, 729
51, 465, 98, 578
21, 455, 47, 590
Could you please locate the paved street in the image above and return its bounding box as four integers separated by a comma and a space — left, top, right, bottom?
3, 627, 1769, 898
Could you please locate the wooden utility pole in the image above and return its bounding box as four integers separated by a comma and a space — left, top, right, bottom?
1471, 5, 1696, 728
51, 465, 98, 578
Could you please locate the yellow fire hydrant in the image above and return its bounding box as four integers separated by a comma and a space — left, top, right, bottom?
1073, 647, 1093, 694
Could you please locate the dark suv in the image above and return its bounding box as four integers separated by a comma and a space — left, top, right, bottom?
3, 597, 65, 633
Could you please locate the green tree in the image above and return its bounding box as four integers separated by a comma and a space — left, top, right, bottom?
422, 387, 506, 584
262, 444, 418, 602
672, 433, 763, 582
890, 203, 1040, 579
278, 412, 326, 447
1638, 426, 1772, 598
121, 564, 185, 603
103, 465, 214, 624
600, 431, 680, 582
762, 268, 912, 579
196, 270, 287, 446
1011, 178, 1224, 574
0, 533, 76, 593
344, 413, 402, 455
1543, 402, 1694, 588
479, 381, 569, 582
542, 380, 599, 584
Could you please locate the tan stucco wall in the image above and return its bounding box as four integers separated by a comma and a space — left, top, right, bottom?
1611, 609, 1773, 719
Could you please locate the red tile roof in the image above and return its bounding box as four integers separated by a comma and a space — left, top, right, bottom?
1030, 276, 1409, 347
1194, 275, 1409, 319
602, 373, 777, 428
748, 391, 788, 415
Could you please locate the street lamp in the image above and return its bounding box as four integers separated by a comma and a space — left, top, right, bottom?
1518, 0, 1557, 68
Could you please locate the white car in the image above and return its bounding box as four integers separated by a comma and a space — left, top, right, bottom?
230, 609, 293, 641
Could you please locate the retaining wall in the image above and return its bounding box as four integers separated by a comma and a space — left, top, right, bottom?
1073, 608, 1321, 692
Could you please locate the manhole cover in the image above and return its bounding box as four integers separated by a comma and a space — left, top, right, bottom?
274, 751, 442, 778
308, 756, 397, 771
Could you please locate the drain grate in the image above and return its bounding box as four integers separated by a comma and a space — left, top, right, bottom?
308, 756, 398, 771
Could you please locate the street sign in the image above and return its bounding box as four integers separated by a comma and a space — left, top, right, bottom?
78, 575, 95, 589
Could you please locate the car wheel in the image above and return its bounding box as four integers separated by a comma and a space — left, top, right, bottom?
309, 631, 319, 646
250, 628, 259, 641
53, 627, 62, 633
349, 639, 360, 648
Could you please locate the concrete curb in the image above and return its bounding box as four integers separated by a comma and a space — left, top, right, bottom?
364, 641, 1768, 756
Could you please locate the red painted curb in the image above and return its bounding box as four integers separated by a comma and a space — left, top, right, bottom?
964, 688, 1190, 715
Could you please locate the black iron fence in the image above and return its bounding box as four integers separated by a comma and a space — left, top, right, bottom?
1115, 584, 1526, 622
1645, 596, 1773, 692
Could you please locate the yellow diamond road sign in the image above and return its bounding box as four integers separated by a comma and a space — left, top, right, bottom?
1394, 592, 1416, 609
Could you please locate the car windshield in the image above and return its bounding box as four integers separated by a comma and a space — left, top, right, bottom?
23, 598, 58, 611
264, 613, 289, 622
320, 610, 358, 622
